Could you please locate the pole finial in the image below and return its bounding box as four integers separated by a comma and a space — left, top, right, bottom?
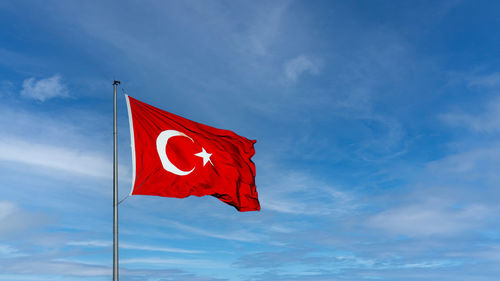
113, 80, 121, 85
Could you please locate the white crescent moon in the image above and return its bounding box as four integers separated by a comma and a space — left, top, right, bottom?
156, 130, 195, 176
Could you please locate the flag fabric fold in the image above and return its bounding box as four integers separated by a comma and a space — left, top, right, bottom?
125, 95, 260, 212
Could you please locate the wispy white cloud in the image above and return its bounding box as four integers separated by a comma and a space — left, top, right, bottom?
166, 219, 264, 243
284, 55, 321, 82
0, 137, 120, 179
120, 257, 229, 269
467, 72, 500, 88
20, 75, 69, 101
67, 240, 204, 254
121, 243, 204, 254
448, 244, 500, 262
0, 257, 226, 280
0, 201, 48, 236
66, 240, 110, 248
0, 259, 110, 277
366, 203, 489, 236
426, 146, 500, 183
334, 255, 459, 270
0, 244, 23, 258
260, 169, 357, 216
235, 249, 459, 271
440, 98, 500, 133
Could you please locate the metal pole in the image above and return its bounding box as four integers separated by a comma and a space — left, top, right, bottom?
113, 80, 120, 281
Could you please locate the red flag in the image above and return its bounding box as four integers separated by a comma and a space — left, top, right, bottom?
125, 95, 260, 211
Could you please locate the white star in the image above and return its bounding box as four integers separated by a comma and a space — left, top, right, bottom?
194, 147, 213, 166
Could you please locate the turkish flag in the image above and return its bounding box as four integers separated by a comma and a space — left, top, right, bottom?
125, 95, 260, 211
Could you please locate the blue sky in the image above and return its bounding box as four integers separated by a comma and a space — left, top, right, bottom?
1, 0, 500, 280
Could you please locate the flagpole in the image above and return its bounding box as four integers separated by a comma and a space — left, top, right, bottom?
113, 80, 120, 281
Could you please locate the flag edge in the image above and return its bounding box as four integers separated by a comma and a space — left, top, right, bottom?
125, 94, 137, 196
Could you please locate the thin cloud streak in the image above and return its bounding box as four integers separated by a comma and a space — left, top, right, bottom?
67, 240, 205, 254
0, 259, 110, 277
0, 137, 129, 180
166, 219, 264, 243
440, 99, 500, 133
366, 203, 490, 236
120, 257, 229, 269
259, 169, 358, 216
